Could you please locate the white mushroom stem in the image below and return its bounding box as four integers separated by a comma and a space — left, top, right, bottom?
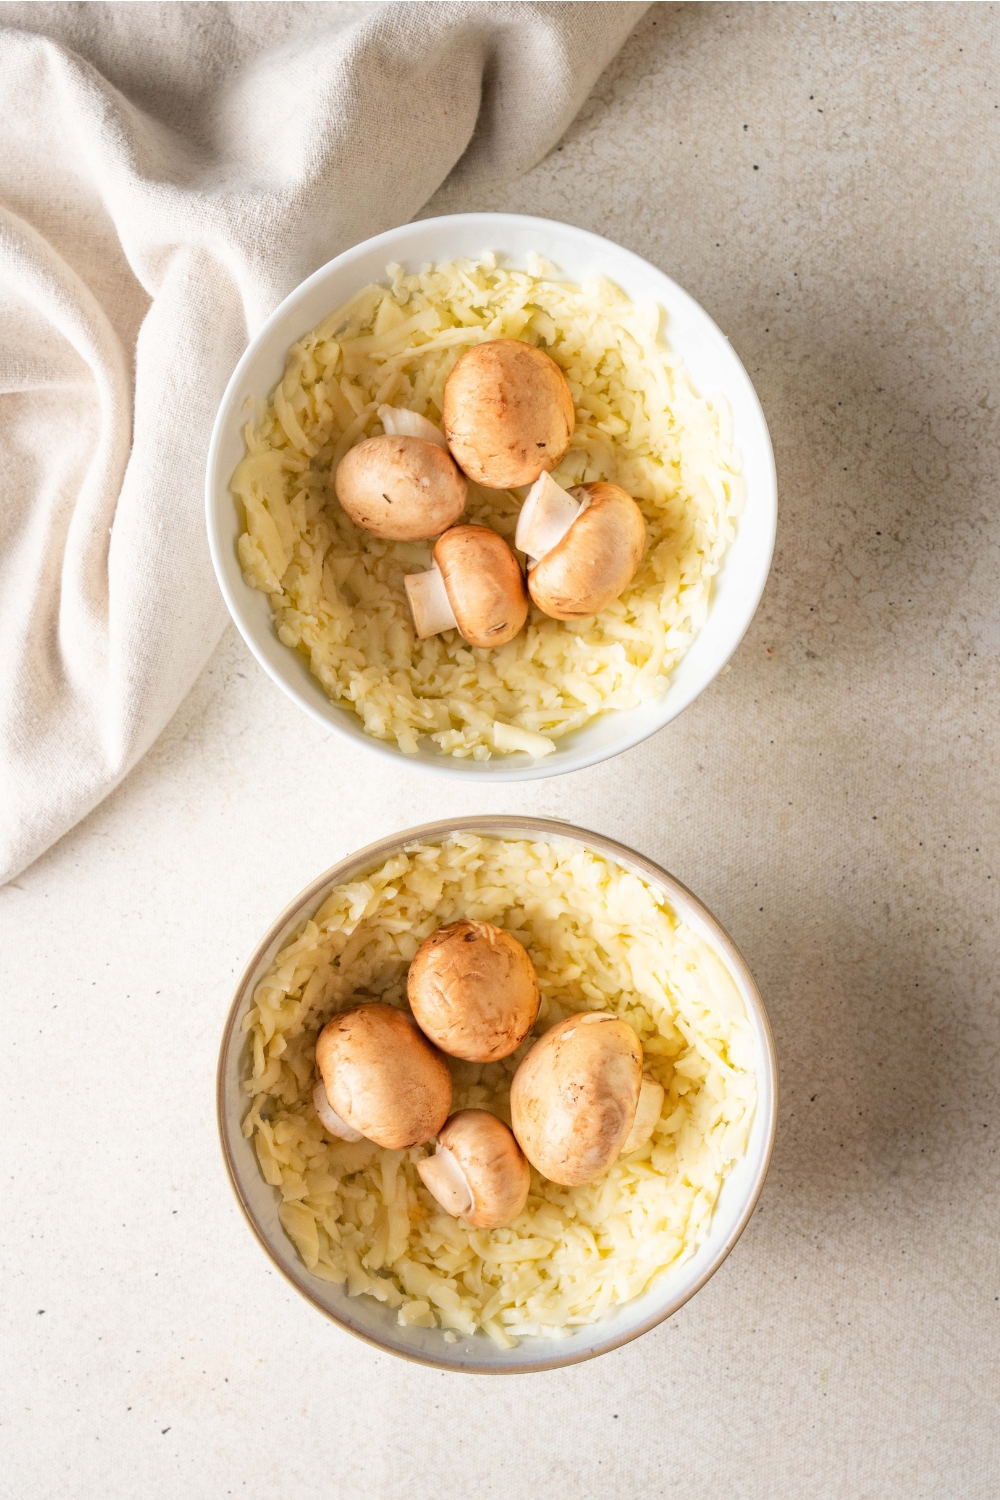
378, 404, 448, 448
312, 1080, 364, 1142
417, 1145, 475, 1218
620, 1075, 666, 1157
514, 473, 589, 565
404, 563, 458, 638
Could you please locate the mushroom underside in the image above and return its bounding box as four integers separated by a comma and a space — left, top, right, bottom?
620, 1075, 666, 1156
378, 404, 448, 448
417, 1145, 475, 1218
404, 564, 459, 638
312, 1079, 365, 1142
514, 472, 588, 563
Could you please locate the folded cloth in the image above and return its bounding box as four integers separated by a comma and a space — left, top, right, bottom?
0, 0, 644, 884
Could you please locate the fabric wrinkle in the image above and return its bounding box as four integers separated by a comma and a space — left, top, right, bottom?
0, 1, 647, 882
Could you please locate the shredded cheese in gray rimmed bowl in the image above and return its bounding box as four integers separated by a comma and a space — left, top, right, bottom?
232, 253, 744, 761
242, 833, 756, 1347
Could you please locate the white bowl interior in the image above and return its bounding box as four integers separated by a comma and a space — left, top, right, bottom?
206, 214, 776, 780
217, 818, 778, 1373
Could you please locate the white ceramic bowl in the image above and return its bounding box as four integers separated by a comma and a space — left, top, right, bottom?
217, 816, 778, 1373
206, 213, 776, 779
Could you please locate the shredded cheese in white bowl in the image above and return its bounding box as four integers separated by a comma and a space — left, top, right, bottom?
206, 215, 776, 781
218, 817, 778, 1372
231, 253, 743, 761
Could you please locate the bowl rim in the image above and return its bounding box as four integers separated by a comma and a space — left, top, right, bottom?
216, 814, 779, 1374
205, 211, 777, 783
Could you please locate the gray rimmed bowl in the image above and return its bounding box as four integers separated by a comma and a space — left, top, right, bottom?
217, 816, 778, 1373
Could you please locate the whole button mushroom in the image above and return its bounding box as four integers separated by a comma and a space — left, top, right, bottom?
314, 1001, 452, 1150
515, 475, 646, 620
443, 339, 575, 489
510, 1013, 643, 1186
407, 919, 540, 1062
417, 1110, 530, 1229
404, 525, 528, 649
334, 433, 466, 541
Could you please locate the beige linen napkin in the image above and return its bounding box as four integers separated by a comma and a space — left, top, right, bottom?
0, 0, 645, 884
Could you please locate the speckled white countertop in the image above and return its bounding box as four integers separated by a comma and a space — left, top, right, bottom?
3, 5, 998, 1496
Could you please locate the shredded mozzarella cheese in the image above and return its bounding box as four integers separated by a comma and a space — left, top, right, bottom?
243, 835, 756, 1343
232, 256, 744, 758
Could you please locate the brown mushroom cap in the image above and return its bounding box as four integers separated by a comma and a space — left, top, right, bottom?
443, 339, 575, 489
527, 481, 646, 620
334, 434, 466, 540
433, 526, 528, 649
408, 919, 540, 1062
315, 1001, 452, 1149
417, 1109, 531, 1229
509, 1012, 643, 1186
